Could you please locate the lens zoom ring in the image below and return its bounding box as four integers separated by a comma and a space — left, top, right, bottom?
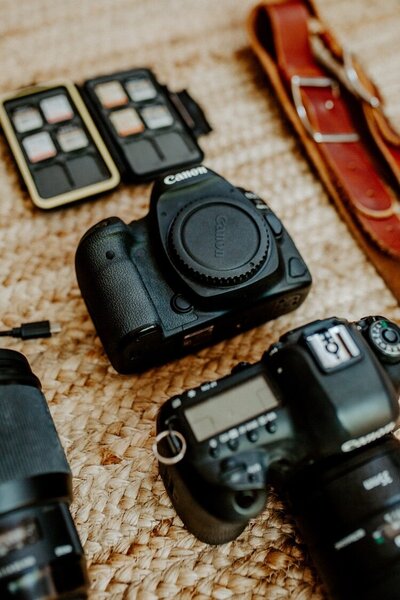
0, 384, 70, 483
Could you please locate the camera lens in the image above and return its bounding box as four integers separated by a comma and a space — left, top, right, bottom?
287, 438, 400, 600
169, 197, 270, 285
0, 349, 88, 599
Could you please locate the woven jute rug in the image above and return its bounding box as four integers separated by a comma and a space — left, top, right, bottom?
1, 1, 399, 598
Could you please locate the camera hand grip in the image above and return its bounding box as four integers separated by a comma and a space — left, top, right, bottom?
159, 461, 253, 544
75, 220, 160, 371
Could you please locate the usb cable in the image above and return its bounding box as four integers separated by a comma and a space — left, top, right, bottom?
0, 320, 61, 340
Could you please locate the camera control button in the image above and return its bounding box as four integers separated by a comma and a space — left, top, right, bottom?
228, 438, 240, 451
209, 445, 220, 458
266, 213, 283, 237
208, 438, 219, 458
382, 328, 399, 344
266, 421, 277, 434
289, 257, 307, 278
247, 430, 259, 443
222, 457, 238, 471
171, 294, 193, 313
221, 466, 247, 485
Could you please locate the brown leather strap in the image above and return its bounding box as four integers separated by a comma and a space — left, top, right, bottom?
304, 0, 400, 186
247, 0, 400, 301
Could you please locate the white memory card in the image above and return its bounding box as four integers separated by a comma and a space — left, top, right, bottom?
40, 94, 74, 124
22, 131, 57, 163
140, 104, 174, 129
95, 81, 128, 109
109, 107, 144, 137
12, 106, 43, 133
126, 77, 157, 102
57, 125, 89, 152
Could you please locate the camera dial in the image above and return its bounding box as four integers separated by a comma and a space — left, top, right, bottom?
368, 318, 400, 363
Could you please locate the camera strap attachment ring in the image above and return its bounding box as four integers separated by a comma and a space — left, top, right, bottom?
153, 429, 187, 465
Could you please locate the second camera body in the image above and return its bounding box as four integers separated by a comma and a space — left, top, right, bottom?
156, 315, 400, 600
75, 167, 312, 372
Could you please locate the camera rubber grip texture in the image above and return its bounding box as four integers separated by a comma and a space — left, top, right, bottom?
159, 462, 248, 545
75, 221, 160, 371
0, 384, 70, 484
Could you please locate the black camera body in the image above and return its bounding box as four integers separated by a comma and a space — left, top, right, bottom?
75, 167, 311, 373
156, 316, 400, 600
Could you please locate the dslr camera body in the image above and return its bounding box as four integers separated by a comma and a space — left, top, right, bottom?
156, 315, 400, 600
75, 167, 311, 372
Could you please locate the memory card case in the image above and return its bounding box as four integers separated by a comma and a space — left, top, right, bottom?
82, 68, 211, 182
0, 80, 120, 209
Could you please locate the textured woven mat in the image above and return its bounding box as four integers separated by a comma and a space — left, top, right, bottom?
1, 1, 400, 598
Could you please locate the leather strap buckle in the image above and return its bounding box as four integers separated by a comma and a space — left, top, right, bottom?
291, 75, 360, 143
310, 33, 381, 109
342, 50, 381, 108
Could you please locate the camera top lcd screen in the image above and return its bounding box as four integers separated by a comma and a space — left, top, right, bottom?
184, 375, 278, 442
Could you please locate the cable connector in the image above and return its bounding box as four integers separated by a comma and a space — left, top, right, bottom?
0, 320, 61, 340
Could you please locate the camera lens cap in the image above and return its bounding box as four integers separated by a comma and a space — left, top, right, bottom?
169, 197, 270, 285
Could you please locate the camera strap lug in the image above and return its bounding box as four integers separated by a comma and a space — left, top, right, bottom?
153, 429, 187, 465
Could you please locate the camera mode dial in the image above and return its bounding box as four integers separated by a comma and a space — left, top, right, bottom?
169, 197, 270, 286
369, 319, 400, 363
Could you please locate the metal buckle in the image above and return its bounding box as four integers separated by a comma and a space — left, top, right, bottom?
291, 75, 360, 143
342, 50, 381, 108
309, 33, 381, 109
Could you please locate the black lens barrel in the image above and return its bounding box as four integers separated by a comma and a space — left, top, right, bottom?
0, 358, 70, 495
0, 349, 88, 599
0, 349, 41, 388
287, 438, 400, 600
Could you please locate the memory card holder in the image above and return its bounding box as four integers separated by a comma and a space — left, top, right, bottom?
82, 68, 211, 182
0, 81, 120, 209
